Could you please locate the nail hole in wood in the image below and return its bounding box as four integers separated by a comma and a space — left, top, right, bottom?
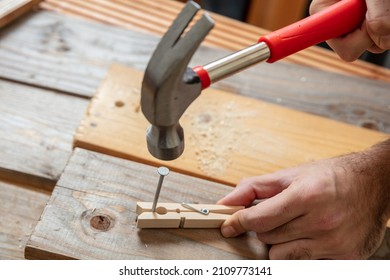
360, 120, 379, 131
90, 215, 112, 231
115, 100, 125, 107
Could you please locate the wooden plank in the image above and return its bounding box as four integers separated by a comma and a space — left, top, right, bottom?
0, 10, 158, 97
25, 148, 267, 260
23, 148, 390, 260
74, 64, 389, 187
246, 0, 307, 31
0, 0, 42, 28
209, 60, 390, 133
1, 11, 388, 133
0, 181, 50, 259
0, 79, 88, 191
39, 0, 390, 83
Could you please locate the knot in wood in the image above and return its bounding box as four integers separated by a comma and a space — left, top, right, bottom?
90, 214, 112, 231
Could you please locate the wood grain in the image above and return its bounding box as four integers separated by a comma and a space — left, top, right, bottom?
0, 10, 161, 97
0, 79, 88, 190
0, 181, 49, 259
74, 64, 389, 187
25, 148, 268, 260
1, 11, 388, 132
39, 0, 390, 83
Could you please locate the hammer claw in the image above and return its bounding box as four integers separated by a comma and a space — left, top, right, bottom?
159, 1, 201, 49
174, 13, 214, 55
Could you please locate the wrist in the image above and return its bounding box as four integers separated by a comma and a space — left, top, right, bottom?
337, 138, 390, 220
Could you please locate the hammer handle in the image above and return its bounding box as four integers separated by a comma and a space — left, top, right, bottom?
259, 0, 366, 63
195, 0, 366, 89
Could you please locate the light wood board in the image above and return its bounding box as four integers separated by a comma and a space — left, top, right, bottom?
74, 64, 389, 187
0, 79, 88, 190
25, 148, 268, 260
0, 181, 49, 259
0, 0, 42, 28
39, 0, 390, 83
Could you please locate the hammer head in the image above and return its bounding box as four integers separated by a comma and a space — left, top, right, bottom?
141, 1, 214, 161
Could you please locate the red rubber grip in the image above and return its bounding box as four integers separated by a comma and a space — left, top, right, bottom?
259, 0, 366, 63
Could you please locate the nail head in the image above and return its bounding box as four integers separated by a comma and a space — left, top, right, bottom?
157, 166, 170, 176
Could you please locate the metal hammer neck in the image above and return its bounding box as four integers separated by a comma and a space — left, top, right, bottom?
203, 42, 270, 84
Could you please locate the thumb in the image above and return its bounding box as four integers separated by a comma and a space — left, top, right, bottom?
220, 209, 248, 238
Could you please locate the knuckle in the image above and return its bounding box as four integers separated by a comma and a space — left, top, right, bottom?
366, 16, 390, 36
309, 3, 318, 15
316, 213, 341, 232
366, 15, 390, 49
236, 177, 256, 190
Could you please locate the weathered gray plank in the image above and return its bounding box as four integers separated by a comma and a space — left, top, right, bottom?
0, 79, 88, 190
25, 148, 268, 260
0, 10, 389, 132
0, 181, 50, 260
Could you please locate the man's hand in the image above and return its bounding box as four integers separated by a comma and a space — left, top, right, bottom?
218, 140, 390, 259
310, 0, 390, 61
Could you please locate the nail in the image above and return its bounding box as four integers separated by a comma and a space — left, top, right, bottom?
152, 167, 170, 212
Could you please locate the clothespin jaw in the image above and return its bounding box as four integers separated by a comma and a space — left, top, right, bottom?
136, 202, 244, 229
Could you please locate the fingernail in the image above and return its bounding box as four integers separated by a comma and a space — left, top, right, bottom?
221, 225, 236, 238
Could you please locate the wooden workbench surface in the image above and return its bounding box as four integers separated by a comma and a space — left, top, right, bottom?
0, 0, 389, 259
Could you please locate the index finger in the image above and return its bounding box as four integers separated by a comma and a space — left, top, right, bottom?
218, 171, 294, 206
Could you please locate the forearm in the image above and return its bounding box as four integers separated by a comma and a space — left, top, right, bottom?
337, 138, 390, 219
333, 138, 390, 257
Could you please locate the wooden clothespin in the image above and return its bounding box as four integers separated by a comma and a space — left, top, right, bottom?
136, 202, 244, 229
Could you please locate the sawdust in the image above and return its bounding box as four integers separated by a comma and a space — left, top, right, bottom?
186, 100, 254, 177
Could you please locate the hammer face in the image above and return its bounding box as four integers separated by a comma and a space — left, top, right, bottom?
141, 1, 214, 161
146, 124, 184, 161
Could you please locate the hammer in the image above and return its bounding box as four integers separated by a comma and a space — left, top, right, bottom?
141, 0, 366, 161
